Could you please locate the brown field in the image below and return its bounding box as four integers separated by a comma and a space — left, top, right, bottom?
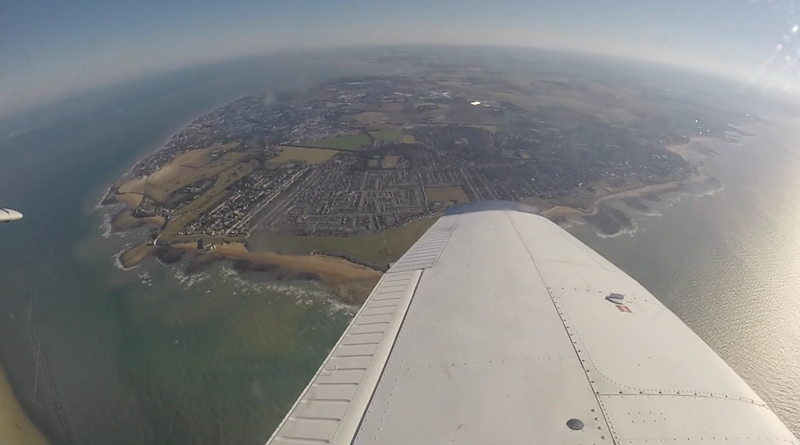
401, 134, 416, 144
379, 102, 406, 112
381, 155, 401, 169
143, 143, 241, 203
111, 208, 165, 232
268, 146, 340, 166
115, 192, 144, 208
354, 112, 387, 123
203, 243, 382, 285
117, 176, 147, 194
161, 162, 254, 238
249, 216, 440, 266
119, 242, 159, 268
300, 133, 372, 151
481, 78, 656, 125
426, 186, 470, 204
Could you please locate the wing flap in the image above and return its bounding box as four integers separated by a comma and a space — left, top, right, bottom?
264, 270, 421, 445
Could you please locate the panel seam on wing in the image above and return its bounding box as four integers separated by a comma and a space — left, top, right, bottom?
504, 212, 618, 439
556, 299, 769, 408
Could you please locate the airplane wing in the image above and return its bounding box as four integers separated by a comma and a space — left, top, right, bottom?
0, 208, 22, 223
266, 207, 798, 445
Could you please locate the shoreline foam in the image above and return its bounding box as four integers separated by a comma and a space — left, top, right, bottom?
116, 241, 383, 304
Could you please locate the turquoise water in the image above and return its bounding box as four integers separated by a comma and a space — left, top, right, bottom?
2, 54, 800, 444
0, 56, 368, 445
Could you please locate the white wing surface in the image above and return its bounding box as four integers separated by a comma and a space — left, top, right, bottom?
266, 208, 798, 445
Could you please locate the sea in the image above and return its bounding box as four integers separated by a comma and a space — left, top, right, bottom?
1, 54, 800, 444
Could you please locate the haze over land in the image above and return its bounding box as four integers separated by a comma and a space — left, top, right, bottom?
3, 0, 800, 121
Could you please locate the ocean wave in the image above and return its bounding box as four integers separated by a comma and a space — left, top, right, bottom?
595, 221, 639, 239
95, 203, 124, 238
556, 216, 585, 230
215, 263, 337, 304
695, 183, 725, 198
94, 189, 117, 210
100, 211, 114, 239
112, 249, 136, 271
643, 209, 663, 217
171, 268, 212, 289
326, 298, 357, 316
138, 271, 153, 286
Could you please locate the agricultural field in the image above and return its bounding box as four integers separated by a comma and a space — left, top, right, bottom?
267, 146, 341, 166
381, 155, 402, 169
161, 162, 254, 238
249, 216, 440, 265
425, 186, 471, 204
368, 130, 404, 142
143, 142, 242, 204
301, 133, 372, 151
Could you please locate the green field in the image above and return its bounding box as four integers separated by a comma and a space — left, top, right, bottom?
368, 130, 404, 142
267, 146, 341, 166
248, 216, 440, 265
301, 133, 373, 151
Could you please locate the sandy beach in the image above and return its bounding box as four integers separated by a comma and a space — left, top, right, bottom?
113, 192, 144, 209
542, 180, 683, 220
666, 136, 717, 161
110, 208, 165, 232
118, 241, 383, 301
0, 364, 50, 445
203, 242, 382, 285
119, 243, 159, 268
543, 135, 719, 221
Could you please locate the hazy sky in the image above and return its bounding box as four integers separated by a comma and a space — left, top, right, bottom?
2, 0, 799, 119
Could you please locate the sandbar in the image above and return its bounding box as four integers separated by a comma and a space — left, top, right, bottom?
542, 180, 681, 220
119, 243, 159, 268
110, 208, 165, 232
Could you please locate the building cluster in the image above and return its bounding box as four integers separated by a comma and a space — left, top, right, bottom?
124, 75, 702, 240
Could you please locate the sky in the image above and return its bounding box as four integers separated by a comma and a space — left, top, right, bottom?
2, 0, 800, 119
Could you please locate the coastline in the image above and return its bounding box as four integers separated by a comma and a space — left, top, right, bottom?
101, 99, 249, 202
101, 109, 720, 304
542, 136, 716, 222
541, 179, 686, 220
117, 241, 383, 304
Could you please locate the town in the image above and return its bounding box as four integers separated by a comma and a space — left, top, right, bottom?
109, 70, 737, 242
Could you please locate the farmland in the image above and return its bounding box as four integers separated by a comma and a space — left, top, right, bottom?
300, 133, 372, 151
268, 146, 341, 166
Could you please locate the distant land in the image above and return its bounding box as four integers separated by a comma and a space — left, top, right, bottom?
102, 66, 756, 302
